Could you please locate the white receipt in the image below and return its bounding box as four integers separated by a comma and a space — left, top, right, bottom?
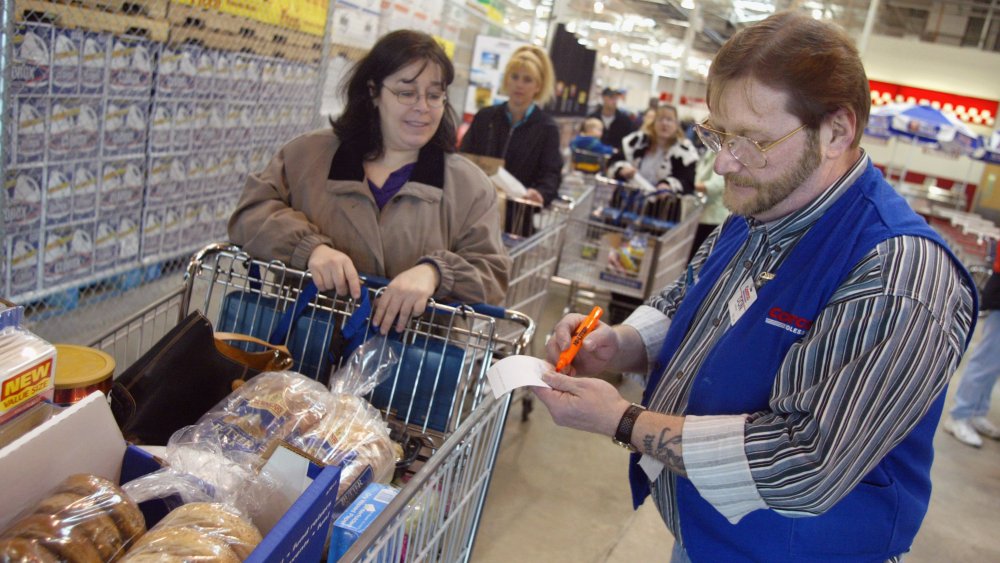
491, 166, 528, 198
487, 355, 553, 399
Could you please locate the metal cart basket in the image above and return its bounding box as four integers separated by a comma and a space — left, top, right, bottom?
89, 242, 534, 562
557, 175, 704, 303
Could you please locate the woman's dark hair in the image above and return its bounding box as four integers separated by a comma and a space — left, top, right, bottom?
331, 30, 458, 160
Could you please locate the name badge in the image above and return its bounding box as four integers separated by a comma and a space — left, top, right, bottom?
727, 277, 758, 326
639, 455, 665, 483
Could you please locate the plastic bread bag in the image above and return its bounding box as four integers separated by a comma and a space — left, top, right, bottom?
182, 371, 333, 459
287, 392, 400, 495
120, 502, 262, 562
0, 473, 147, 562
327, 335, 400, 396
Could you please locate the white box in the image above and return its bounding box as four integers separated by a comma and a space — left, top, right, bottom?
146, 156, 172, 207
194, 48, 216, 98
44, 162, 75, 227
42, 222, 94, 286
156, 44, 196, 98
103, 99, 148, 157
100, 158, 145, 212
202, 153, 220, 197
149, 101, 173, 154
9, 23, 52, 96
172, 101, 194, 153
4, 166, 44, 234
11, 97, 49, 166
141, 206, 163, 260
181, 202, 202, 248
49, 97, 100, 162
108, 35, 153, 97
118, 215, 140, 265
72, 161, 99, 223
80, 31, 109, 96
184, 155, 204, 202
161, 206, 182, 253
8, 230, 41, 298
94, 215, 120, 270
233, 53, 261, 101
51, 27, 83, 95
213, 51, 233, 99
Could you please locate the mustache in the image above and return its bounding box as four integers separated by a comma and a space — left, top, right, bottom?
725, 175, 759, 189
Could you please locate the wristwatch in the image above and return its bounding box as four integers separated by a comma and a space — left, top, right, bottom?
612, 403, 646, 452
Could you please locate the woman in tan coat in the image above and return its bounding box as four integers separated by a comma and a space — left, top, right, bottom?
229, 30, 510, 334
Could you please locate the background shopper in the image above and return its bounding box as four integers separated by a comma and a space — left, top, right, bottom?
460, 45, 562, 206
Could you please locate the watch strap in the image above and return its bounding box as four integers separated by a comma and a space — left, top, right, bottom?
613, 403, 645, 451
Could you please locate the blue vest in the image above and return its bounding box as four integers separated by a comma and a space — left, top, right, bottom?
631, 161, 977, 562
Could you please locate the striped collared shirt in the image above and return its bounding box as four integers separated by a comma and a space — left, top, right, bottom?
623, 152, 974, 550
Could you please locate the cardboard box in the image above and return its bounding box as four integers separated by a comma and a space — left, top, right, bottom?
108, 35, 154, 98
103, 99, 148, 157
94, 215, 120, 270
0, 327, 55, 426
4, 165, 44, 234
328, 483, 399, 561
100, 158, 144, 212
0, 392, 343, 562
8, 230, 41, 298
140, 206, 163, 260
149, 101, 173, 154
72, 161, 99, 223
117, 215, 140, 266
42, 222, 94, 286
9, 23, 52, 96
155, 45, 196, 98
48, 97, 100, 162
80, 31, 109, 96
11, 96, 49, 165
51, 27, 83, 95
45, 162, 74, 227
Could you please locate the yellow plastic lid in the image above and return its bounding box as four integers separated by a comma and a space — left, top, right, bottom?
53, 344, 115, 389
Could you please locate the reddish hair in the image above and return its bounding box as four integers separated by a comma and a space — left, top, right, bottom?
707, 11, 869, 147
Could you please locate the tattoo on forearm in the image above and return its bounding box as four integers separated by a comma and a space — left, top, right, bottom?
641, 428, 685, 473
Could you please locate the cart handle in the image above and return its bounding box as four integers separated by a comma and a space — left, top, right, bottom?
359, 274, 508, 319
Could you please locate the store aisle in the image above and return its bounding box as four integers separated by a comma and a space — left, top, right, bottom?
472, 282, 1000, 562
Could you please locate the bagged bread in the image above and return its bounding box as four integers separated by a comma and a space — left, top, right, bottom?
0, 474, 146, 562
121, 502, 261, 562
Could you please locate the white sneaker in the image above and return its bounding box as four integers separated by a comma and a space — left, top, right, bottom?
943, 417, 983, 448
970, 417, 1000, 440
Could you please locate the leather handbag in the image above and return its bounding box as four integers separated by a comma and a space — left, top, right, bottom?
109, 311, 293, 445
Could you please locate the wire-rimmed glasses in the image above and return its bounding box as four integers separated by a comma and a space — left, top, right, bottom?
694, 120, 806, 169
383, 86, 448, 109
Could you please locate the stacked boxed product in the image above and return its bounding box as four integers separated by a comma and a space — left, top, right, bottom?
0, 301, 56, 426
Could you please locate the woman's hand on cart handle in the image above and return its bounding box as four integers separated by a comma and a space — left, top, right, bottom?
373, 263, 439, 335
308, 245, 362, 300
545, 314, 619, 376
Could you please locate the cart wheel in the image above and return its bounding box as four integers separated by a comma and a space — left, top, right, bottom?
521, 395, 534, 422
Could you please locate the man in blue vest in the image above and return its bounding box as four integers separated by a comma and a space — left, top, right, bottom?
534, 11, 977, 563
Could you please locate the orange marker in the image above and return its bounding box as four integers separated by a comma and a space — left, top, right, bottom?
555, 306, 604, 373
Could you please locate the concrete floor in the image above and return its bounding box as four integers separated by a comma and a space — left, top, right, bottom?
472, 283, 1000, 562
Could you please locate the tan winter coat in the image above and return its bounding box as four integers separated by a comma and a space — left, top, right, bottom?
228, 128, 510, 305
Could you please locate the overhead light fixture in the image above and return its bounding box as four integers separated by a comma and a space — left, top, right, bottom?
598, 37, 607, 47
812, 9, 823, 19
681, 0, 694, 8
594, 1, 604, 14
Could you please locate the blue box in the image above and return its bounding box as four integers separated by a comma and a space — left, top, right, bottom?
328, 483, 399, 561
123, 446, 343, 563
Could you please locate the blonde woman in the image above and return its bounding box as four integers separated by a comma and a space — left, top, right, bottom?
460, 45, 562, 206
608, 103, 698, 194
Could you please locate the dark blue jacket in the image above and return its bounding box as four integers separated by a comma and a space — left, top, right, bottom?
632, 161, 976, 561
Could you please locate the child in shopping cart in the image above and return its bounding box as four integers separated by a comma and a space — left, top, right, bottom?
570, 118, 616, 156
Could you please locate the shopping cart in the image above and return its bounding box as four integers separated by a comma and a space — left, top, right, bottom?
557, 175, 704, 314
89, 242, 534, 562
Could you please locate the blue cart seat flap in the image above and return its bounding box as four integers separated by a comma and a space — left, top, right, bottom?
217, 289, 340, 381
368, 337, 468, 434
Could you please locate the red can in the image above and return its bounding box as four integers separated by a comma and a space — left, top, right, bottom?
53, 345, 115, 405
